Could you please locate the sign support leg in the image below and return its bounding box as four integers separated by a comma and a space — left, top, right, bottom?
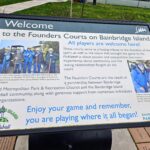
29, 129, 112, 150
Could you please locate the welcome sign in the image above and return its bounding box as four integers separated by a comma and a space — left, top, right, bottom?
0, 14, 150, 135
5, 20, 54, 29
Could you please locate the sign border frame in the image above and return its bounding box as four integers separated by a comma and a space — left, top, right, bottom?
0, 13, 150, 136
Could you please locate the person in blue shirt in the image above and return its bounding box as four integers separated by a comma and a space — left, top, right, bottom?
33, 49, 43, 73
131, 62, 149, 93
145, 61, 150, 83
145, 60, 150, 92
2, 49, 11, 73
27, 49, 35, 73
23, 48, 35, 73
23, 49, 29, 73
0, 49, 5, 73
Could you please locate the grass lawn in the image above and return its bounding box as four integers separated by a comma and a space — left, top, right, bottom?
14, 2, 150, 23
0, 0, 30, 6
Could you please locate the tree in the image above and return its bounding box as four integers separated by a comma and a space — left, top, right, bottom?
93, 0, 96, 5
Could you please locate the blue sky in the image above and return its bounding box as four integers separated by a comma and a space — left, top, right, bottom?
0, 40, 41, 49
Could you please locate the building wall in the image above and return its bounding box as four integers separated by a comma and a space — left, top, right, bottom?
87, 0, 150, 8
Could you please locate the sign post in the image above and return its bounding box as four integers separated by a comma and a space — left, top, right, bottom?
29, 130, 112, 150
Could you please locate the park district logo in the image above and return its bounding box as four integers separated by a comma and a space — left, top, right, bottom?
0, 106, 18, 129
135, 26, 147, 34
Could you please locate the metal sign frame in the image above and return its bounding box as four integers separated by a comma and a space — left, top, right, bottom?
0, 14, 150, 136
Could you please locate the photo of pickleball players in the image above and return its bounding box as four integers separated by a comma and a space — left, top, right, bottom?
128, 60, 150, 93
0, 40, 60, 74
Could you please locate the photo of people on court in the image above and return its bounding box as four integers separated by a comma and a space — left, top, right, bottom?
0, 40, 60, 74
128, 60, 150, 93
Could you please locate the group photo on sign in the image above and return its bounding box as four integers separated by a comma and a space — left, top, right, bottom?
128, 60, 150, 93
0, 40, 60, 74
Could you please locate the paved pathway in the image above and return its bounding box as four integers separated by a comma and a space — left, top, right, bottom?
111, 129, 137, 150
0, 0, 67, 14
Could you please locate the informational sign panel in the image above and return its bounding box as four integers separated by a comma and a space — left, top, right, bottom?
0, 15, 150, 135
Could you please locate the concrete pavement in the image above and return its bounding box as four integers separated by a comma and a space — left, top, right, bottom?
15, 136, 28, 150
0, 0, 67, 14
111, 129, 137, 150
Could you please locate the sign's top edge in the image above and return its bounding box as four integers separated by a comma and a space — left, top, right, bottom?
0, 13, 148, 26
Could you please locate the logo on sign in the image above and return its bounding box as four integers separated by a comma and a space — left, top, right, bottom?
0, 106, 18, 129
135, 26, 147, 34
